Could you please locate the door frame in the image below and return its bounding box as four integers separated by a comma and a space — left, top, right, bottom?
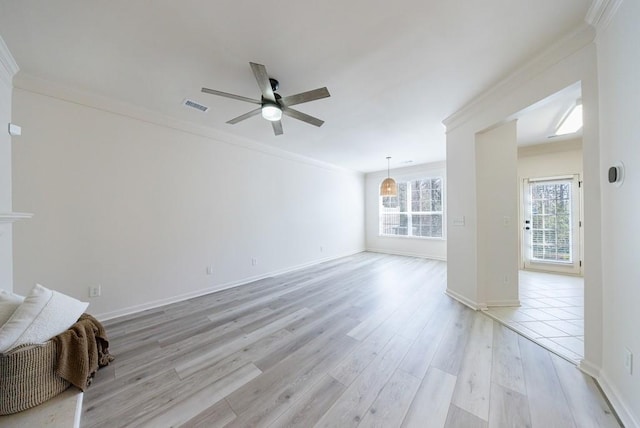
520, 174, 582, 275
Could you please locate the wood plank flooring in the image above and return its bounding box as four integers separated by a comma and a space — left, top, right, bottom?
82, 253, 619, 427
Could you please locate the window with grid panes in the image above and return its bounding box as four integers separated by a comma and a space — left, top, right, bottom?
379, 177, 443, 238
529, 180, 572, 262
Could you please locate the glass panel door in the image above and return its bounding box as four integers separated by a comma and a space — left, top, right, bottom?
522, 176, 581, 274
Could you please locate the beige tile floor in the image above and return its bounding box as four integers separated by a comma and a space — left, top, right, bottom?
485, 270, 584, 362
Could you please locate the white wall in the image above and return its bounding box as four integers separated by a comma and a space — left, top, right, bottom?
518, 138, 583, 179
365, 162, 446, 260
596, 0, 640, 424
444, 26, 603, 373
11, 85, 365, 319
0, 36, 18, 293
476, 121, 518, 307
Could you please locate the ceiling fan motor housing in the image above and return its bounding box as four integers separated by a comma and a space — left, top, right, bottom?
201, 62, 330, 135
262, 93, 282, 106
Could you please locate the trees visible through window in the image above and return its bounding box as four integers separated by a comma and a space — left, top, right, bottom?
529, 180, 572, 263
380, 177, 443, 238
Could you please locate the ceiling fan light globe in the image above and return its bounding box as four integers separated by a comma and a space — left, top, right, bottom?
262, 104, 282, 121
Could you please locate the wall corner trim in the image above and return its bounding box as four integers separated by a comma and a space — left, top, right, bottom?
445, 288, 481, 310
586, 0, 624, 34
442, 24, 595, 132
0, 35, 19, 87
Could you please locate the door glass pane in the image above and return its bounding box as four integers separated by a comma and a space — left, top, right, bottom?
529, 180, 572, 263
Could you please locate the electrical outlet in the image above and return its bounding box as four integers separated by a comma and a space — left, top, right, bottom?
251, 257, 257, 266
624, 348, 633, 375
88, 285, 101, 298
503, 274, 509, 284
320, 246, 324, 253
206, 266, 213, 275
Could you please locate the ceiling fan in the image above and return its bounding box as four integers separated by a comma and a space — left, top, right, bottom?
201, 62, 330, 136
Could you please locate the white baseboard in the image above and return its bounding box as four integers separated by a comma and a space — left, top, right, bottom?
445, 288, 480, 310
577, 359, 601, 378
484, 299, 521, 308
366, 247, 446, 261
579, 360, 639, 427
596, 370, 639, 428
97, 249, 364, 321
97, 283, 240, 321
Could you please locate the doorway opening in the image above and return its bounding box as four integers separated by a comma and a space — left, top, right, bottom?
486, 82, 585, 363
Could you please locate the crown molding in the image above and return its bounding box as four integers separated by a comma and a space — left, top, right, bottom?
365, 160, 446, 179
443, 24, 595, 132
586, 0, 624, 34
13, 73, 362, 177
0, 35, 19, 87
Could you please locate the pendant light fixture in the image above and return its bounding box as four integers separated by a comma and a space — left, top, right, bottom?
380, 157, 398, 196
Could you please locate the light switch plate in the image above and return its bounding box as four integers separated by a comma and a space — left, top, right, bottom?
8, 123, 21, 136
452, 216, 465, 226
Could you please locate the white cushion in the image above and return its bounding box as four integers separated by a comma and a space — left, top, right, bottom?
0, 284, 89, 353
0, 290, 25, 326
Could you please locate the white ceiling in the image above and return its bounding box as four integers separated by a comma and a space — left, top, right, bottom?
0, 1, 592, 172
516, 82, 583, 146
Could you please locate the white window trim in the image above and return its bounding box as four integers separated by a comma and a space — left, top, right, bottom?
379, 177, 445, 239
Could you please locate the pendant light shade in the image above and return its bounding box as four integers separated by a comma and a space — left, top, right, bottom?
380, 177, 398, 196
380, 157, 397, 196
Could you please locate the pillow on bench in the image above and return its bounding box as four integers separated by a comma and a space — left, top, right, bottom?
0, 284, 88, 353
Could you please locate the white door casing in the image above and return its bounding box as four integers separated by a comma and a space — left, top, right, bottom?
522, 175, 581, 275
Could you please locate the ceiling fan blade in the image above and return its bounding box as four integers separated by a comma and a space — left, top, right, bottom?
201, 87, 261, 105
272, 120, 283, 136
226, 108, 262, 124
282, 106, 324, 127
281, 87, 330, 107
249, 62, 276, 102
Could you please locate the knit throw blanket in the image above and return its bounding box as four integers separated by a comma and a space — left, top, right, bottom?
52, 313, 115, 391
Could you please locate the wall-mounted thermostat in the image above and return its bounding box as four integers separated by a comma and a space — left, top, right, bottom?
608, 162, 624, 187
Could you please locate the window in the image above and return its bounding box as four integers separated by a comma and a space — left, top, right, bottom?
379, 177, 443, 238
528, 179, 573, 263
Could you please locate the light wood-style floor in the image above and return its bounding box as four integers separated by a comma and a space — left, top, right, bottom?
82, 253, 619, 427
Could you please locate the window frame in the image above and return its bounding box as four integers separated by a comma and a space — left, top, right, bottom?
378, 176, 445, 240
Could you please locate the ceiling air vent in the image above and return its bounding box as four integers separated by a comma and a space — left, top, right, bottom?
183, 98, 209, 113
